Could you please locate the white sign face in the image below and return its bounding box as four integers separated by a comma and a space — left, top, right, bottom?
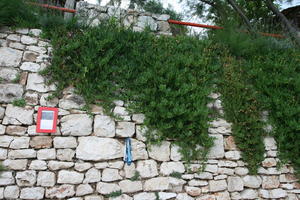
40, 110, 54, 130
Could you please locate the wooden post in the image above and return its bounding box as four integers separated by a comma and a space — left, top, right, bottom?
64, 0, 76, 20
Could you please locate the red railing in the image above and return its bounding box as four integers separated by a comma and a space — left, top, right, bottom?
30, 3, 285, 38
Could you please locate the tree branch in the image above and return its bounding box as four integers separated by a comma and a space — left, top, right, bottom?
265, 0, 300, 46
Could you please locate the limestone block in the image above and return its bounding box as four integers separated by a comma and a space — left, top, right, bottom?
29, 160, 47, 170
262, 158, 277, 167
4, 185, 19, 199
132, 114, 145, 124
218, 160, 238, 168
94, 115, 115, 137
0, 84, 23, 103
7, 34, 20, 42
0, 67, 18, 81
48, 161, 74, 170
37, 148, 56, 160
3, 159, 27, 170
37, 171, 56, 187
84, 168, 101, 183
0, 47, 22, 67
160, 162, 185, 176
54, 137, 77, 148
242, 175, 262, 188
76, 137, 123, 161
8, 149, 36, 159
40, 93, 59, 107
171, 144, 182, 161
96, 182, 121, 195
0, 172, 14, 186
188, 180, 208, 187
16, 170, 36, 186
76, 184, 93, 196
227, 176, 244, 192
108, 161, 124, 169
176, 193, 194, 200
21, 35, 38, 45
20, 62, 41, 72
240, 189, 258, 199
194, 172, 213, 180
61, 114, 92, 136
119, 180, 143, 193
270, 188, 287, 199
9, 137, 30, 149
208, 180, 227, 192
185, 186, 201, 197
20, 187, 44, 200
224, 151, 241, 160
207, 134, 224, 159
45, 184, 75, 199
74, 162, 92, 172
6, 126, 27, 136
24, 91, 39, 105
57, 170, 84, 184
133, 192, 156, 200
235, 167, 249, 176
29, 29, 42, 37
26, 46, 47, 54
85, 195, 104, 200
264, 137, 277, 150
124, 163, 136, 178
205, 165, 218, 173
9, 42, 25, 50
0, 135, 13, 147
262, 176, 280, 189
30, 136, 53, 149
59, 94, 85, 110
137, 16, 157, 31
102, 168, 122, 182
23, 51, 39, 62
136, 160, 158, 178
116, 122, 135, 137
57, 149, 75, 161
148, 141, 170, 161
3, 104, 33, 125
26, 73, 56, 92
143, 177, 170, 191
136, 125, 147, 142
131, 139, 148, 160
0, 148, 7, 159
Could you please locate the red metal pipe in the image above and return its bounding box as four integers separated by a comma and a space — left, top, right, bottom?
28, 2, 76, 13
168, 19, 285, 38
168, 19, 223, 30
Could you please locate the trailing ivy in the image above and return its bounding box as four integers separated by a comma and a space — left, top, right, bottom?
214, 29, 300, 176
42, 22, 219, 162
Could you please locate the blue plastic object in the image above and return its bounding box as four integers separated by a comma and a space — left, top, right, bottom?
124, 138, 132, 165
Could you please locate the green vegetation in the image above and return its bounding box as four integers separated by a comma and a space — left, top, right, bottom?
105, 190, 122, 198
170, 171, 182, 179
12, 74, 20, 83
12, 99, 26, 107
42, 21, 217, 163
214, 28, 299, 176
1, 0, 299, 178
130, 171, 140, 181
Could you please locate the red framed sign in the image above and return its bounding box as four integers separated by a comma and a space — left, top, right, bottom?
36, 107, 58, 133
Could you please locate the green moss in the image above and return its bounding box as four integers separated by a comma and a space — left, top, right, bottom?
169, 171, 182, 179
12, 99, 26, 107
105, 190, 122, 198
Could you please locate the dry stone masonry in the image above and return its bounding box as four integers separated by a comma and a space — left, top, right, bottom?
0, 3, 299, 200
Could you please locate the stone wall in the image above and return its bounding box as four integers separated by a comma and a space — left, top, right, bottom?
0, 14, 299, 200
75, 1, 172, 36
